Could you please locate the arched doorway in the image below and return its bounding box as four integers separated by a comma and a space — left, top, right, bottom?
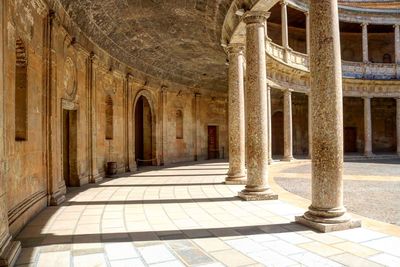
272, 111, 284, 156
135, 95, 153, 166
62, 109, 78, 187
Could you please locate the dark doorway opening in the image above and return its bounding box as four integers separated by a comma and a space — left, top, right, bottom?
62, 109, 78, 187
135, 96, 153, 166
344, 127, 358, 153
208, 126, 219, 159
272, 111, 284, 156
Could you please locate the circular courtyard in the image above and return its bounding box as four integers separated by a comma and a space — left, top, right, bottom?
274, 159, 400, 226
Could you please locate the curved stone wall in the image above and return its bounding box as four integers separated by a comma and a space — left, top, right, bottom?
0, 0, 229, 245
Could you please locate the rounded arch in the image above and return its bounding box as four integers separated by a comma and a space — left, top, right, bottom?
133, 89, 157, 166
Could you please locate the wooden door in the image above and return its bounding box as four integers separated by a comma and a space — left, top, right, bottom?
208, 126, 219, 159
344, 127, 357, 153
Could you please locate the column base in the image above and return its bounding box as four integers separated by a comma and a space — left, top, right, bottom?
90, 173, 103, 184
295, 215, 361, 233
238, 189, 278, 201
225, 172, 247, 185
0, 235, 21, 267
49, 191, 66, 206
268, 158, 274, 165
364, 152, 375, 158
282, 156, 294, 162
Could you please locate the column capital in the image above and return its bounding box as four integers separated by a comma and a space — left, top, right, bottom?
394, 24, 400, 29
280, 0, 288, 6
227, 43, 245, 55
362, 95, 372, 100
304, 11, 309, 17
284, 88, 293, 95
242, 11, 270, 25
361, 22, 369, 28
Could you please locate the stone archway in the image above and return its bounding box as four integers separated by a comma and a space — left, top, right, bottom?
133, 91, 157, 166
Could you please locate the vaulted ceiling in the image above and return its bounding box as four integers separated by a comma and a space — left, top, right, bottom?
58, 1, 399, 91
59, 0, 234, 91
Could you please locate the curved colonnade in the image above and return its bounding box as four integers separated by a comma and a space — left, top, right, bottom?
0, 0, 399, 265
224, 0, 400, 233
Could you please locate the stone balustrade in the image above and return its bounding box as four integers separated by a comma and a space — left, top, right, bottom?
266, 40, 398, 80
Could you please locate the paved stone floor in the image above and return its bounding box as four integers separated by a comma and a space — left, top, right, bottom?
275, 159, 400, 226
14, 160, 400, 267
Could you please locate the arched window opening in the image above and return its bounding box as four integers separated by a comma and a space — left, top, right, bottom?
176, 110, 183, 139
105, 95, 113, 140
15, 38, 28, 141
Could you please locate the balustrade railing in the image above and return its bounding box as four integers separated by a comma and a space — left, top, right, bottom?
266, 41, 398, 80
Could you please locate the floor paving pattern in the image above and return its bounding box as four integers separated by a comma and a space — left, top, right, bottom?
14, 161, 400, 267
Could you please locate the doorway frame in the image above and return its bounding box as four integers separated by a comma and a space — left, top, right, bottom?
61, 99, 79, 187
133, 90, 157, 166
207, 124, 220, 160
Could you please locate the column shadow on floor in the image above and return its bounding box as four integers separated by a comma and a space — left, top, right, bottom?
17, 222, 313, 247
63, 197, 241, 206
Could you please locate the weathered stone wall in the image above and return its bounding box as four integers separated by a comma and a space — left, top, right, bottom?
5, 0, 48, 234
0, 0, 228, 239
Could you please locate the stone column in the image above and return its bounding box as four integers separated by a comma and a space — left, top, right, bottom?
308, 93, 312, 158
305, 12, 310, 56
281, 0, 289, 49
88, 54, 102, 183
193, 93, 201, 161
226, 43, 247, 184
267, 85, 273, 164
394, 25, 400, 78
296, 0, 360, 232
396, 98, 400, 156
239, 11, 277, 201
160, 87, 168, 166
363, 97, 374, 157
281, 1, 290, 62
362, 22, 369, 63
283, 89, 294, 161
395, 25, 400, 63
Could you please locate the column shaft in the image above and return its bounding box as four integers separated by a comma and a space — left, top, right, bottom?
296, 0, 360, 232
306, 12, 310, 56
395, 25, 400, 79
283, 90, 293, 161
281, 1, 289, 49
308, 94, 312, 157
362, 23, 369, 63
226, 44, 246, 184
363, 97, 374, 157
267, 85, 273, 164
395, 25, 400, 64
239, 11, 277, 201
397, 98, 400, 156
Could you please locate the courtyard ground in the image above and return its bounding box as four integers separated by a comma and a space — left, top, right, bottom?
14, 160, 400, 267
